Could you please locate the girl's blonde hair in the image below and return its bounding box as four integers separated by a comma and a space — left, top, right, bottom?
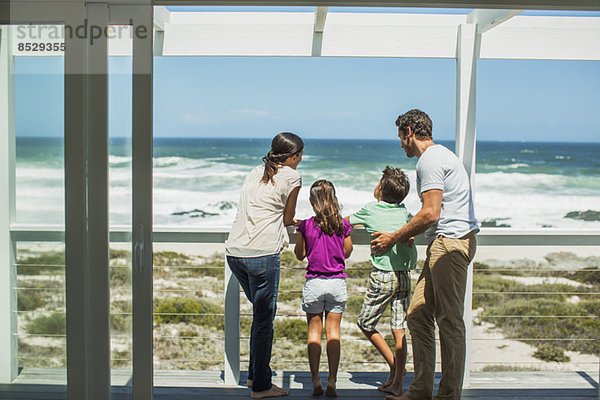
309, 180, 344, 236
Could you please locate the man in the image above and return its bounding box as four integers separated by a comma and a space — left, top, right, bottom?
371, 109, 479, 400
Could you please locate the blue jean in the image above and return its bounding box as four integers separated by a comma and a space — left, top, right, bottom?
226, 254, 280, 393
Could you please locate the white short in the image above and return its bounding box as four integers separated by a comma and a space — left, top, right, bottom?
302, 277, 347, 314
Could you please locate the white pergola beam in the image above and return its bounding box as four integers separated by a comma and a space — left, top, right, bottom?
153, 5, 169, 56
160, 12, 599, 59
480, 16, 600, 60
322, 13, 465, 58
164, 12, 315, 56
154, 5, 170, 31
467, 9, 522, 34
153, 0, 600, 11
11, 12, 600, 60
311, 6, 327, 56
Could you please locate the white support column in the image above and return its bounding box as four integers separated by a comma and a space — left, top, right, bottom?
224, 255, 240, 386
0, 24, 18, 384
455, 22, 478, 389
456, 10, 521, 388
455, 23, 478, 179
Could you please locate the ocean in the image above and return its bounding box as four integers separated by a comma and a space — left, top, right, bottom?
15, 137, 600, 230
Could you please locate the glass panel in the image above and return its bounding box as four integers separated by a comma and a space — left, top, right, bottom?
473, 58, 600, 382
108, 24, 133, 399
1, 23, 66, 397
151, 53, 455, 385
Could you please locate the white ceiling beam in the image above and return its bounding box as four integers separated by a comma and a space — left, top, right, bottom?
311, 6, 327, 56
9, 10, 600, 60
480, 16, 600, 60
321, 13, 466, 58
162, 12, 314, 56
153, 6, 170, 56
154, 5, 170, 31
467, 9, 522, 34
152, 0, 600, 11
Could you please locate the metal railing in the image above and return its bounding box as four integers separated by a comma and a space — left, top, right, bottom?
8, 224, 600, 390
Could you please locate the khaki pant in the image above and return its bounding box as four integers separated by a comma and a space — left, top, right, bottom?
405, 231, 476, 400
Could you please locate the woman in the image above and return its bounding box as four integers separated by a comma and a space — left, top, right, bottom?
225, 132, 304, 399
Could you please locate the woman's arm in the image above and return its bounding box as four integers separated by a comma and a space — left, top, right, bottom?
283, 186, 301, 226
294, 231, 306, 261
343, 235, 353, 259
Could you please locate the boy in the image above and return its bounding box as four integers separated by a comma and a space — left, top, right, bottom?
346, 166, 417, 397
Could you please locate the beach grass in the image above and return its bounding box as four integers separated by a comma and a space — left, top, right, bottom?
14, 247, 600, 372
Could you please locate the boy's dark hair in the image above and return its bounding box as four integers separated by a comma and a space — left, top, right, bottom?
395, 109, 433, 140
380, 166, 410, 204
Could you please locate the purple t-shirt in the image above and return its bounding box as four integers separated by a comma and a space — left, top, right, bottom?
297, 217, 352, 278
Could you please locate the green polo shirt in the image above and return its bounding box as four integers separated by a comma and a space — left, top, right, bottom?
349, 202, 417, 272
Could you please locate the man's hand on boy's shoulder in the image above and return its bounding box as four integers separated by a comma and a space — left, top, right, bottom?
371, 231, 413, 254
370, 231, 396, 255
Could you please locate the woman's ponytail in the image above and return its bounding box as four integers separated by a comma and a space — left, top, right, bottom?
261, 132, 304, 184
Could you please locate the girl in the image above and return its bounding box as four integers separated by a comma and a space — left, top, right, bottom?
294, 180, 353, 398
226, 132, 304, 399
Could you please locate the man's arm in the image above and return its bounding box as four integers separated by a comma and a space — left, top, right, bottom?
370, 189, 442, 255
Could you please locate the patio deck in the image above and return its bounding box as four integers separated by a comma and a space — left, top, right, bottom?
1, 369, 597, 399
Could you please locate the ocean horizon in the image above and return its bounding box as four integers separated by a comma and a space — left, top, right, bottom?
15, 137, 600, 230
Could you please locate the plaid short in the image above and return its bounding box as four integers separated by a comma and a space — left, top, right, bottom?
357, 267, 411, 332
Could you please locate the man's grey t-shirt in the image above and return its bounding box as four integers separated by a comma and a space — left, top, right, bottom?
416, 144, 480, 244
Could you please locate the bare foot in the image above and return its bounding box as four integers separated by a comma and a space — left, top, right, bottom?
378, 365, 409, 392
378, 365, 395, 391
325, 385, 337, 398
378, 383, 391, 392
380, 382, 404, 396
247, 379, 253, 388
312, 385, 324, 396
384, 394, 409, 400
251, 384, 289, 399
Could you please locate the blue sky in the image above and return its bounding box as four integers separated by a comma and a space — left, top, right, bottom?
14, 7, 600, 142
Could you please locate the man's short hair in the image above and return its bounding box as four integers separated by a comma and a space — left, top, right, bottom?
395, 109, 433, 140
380, 166, 410, 204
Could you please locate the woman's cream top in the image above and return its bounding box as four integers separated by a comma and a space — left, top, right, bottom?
225, 165, 301, 257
